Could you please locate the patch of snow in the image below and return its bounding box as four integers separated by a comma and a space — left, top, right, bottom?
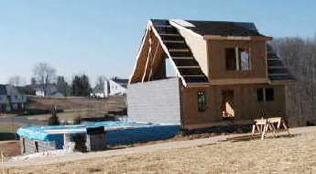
8, 149, 81, 162
170, 19, 195, 27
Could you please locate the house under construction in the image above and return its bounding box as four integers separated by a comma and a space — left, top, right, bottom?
128, 19, 293, 130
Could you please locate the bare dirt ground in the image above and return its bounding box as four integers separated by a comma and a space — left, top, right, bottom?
4, 126, 316, 174
0, 141, 20, 157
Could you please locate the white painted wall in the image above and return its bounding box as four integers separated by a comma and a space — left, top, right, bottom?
104, 80, 127, 97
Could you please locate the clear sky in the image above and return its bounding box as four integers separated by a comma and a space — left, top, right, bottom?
0, 0, 315, 85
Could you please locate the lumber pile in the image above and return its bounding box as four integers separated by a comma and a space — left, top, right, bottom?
252, 117, 290, 140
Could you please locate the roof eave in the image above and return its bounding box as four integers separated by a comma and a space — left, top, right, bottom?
269, 79, 296, 85
202, 35, 272, 41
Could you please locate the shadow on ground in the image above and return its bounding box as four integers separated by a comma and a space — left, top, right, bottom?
0, 132, 17, 141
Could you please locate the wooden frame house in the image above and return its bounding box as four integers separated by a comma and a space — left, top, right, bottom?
128, 19, 293, 130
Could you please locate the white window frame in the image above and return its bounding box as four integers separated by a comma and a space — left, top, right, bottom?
226, 47, 251, 71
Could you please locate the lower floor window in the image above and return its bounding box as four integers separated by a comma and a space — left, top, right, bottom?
221, 90, 235, 118
257, 88, 274, 102
197, 91, 207, 112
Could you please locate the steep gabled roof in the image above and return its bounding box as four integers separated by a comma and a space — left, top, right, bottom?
112, 78, 129, 88
130, 19, 208, 86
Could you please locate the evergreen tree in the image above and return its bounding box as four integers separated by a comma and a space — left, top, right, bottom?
71, 74, 91, 96
48, 108, 60, 125
56, 76, 71, 96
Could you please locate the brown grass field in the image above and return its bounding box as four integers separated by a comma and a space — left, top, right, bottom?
26, 96, 126, 122
6, 127, 316, 174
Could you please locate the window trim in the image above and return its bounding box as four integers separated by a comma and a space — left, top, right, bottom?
225, 47, 251, 71
197, 91, 207, 112
257, 88, 274, 102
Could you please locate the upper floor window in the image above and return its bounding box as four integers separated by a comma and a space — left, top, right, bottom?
197, 91, 207, 112
257, 88, 274, 102
225, 47, 250, 71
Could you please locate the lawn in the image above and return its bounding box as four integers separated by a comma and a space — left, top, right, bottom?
6, 127, 316, 173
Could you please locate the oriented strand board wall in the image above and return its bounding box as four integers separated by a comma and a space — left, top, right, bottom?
208, 40, 267, 80
127, 78, 181, 124
176, 28, 208, 76
181, 84, 286, 129
181, 86, 220, 127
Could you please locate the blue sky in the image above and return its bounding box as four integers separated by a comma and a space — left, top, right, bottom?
0, 0, 315, 85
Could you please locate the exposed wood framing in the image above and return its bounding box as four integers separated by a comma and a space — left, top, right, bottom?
129, 23, 151, 84
141, 33, 153, 82
148, 20, 187, 86
148, 43, 161, 81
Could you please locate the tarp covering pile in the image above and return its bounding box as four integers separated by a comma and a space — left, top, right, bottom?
17, 121, 180, 148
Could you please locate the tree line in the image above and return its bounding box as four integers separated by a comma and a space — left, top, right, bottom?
271, 37, 316, 126
8, 62, 104, 97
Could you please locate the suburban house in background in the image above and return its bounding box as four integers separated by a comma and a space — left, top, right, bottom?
0, 84, 26, 112
91, 78, 128, 98
106, 78, 128, 96
33, 84, 64, 97
128, 19, 293, 130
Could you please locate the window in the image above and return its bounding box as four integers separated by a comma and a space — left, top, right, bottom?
197, 91, 207, 112
225, 47, 250, 71
265, 88, 274, 101
225, 48, 236, 70
257, 88, 274, 102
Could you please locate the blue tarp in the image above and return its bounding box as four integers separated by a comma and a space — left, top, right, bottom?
17, 121, 180, 148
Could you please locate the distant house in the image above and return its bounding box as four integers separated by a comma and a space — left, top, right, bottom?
33, 84, 64, 97
128, 19, 293, 130
0, 84, 26, 112
91, 78, 128, 98
106, 78, 128, 96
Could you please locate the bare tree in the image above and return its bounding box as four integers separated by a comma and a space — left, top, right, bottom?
33, 63, 56, 96
94, 76, 107, 97
8, 76, 25, 87
271, 37, 316, 126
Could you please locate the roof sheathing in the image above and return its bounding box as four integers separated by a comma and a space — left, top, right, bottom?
151, 19, 209, 86
148, 20, 188, 86
267, 44, 295, 82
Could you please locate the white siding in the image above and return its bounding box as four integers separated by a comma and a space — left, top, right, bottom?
127, 78, 181, 124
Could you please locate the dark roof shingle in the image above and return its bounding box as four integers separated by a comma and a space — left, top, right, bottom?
174, 20, 266, 37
